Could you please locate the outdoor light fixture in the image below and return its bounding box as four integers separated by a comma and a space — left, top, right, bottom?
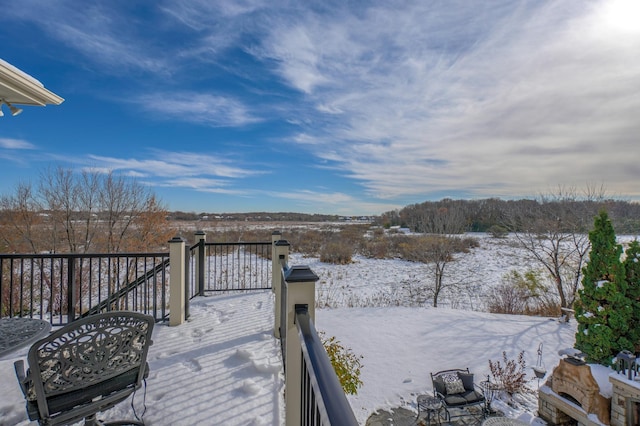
0, 99, 23, 116
8, 101, 23, 116
0, 99, 23, 117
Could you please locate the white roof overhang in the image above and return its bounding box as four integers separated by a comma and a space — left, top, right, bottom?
0, 58, 64, 106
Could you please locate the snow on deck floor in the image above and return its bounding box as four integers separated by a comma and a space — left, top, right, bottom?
0, 291, 284, 426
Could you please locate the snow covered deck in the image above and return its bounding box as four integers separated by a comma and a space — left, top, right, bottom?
1, 291, 284, 426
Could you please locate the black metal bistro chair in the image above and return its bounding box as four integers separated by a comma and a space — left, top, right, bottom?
14, 311, 154, 426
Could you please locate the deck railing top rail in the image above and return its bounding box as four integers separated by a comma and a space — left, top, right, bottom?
0, 252, 168, 259
0, 251, 170, 325
295, 305, 359, 426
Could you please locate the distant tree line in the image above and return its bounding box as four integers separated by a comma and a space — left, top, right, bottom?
378, 188, 640, 312
379, 196, 640, 234
168, 211, 344, 223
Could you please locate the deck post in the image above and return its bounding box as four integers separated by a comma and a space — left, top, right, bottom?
272, 234, 288, 338
284, 265, 318, 426
195, 230, 206, 296
169, 236, 186, 326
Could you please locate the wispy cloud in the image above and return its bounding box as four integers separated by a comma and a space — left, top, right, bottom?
160, 0, 270, 31
4, 1, 170, 74
0, 138, 35, 150
87, 151, 260, 178
4, 0, 640, 213
269, 189, 397, 215
257, 0, 640, 200
156, 177, 247, 195
133, 92, 263, 127
78, 150, 263, 195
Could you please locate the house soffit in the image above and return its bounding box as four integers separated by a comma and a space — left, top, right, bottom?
0, 59, 64, 106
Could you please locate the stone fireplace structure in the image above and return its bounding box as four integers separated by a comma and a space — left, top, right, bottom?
539, 357, 611, 425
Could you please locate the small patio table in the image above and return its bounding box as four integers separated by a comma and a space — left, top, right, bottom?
0, 317, 51, 358
416, 394, 448, 425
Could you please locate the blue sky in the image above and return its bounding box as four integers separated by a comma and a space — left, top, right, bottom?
1, 0, 639, 215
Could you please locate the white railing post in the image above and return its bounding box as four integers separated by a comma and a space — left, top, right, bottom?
169, 236, 186, 326
272, 234, 288, 338
284, 265, 319, 426
195, 230, 206, 296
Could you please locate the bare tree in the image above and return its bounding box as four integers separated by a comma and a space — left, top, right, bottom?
77, 170, 102, 252
0, 183, 42, 252
39, 167, 85, 252
398, 204, 476, 307
99, 172, 148, 252
1, 167, 171, 254
507, 186, 603, 309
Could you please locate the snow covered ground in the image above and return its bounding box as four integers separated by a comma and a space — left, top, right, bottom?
1, 290, 573, 426
1, 232, 635, 425
317, 305, 575, 424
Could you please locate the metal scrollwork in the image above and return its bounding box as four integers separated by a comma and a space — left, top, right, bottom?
31, 313, 152, 397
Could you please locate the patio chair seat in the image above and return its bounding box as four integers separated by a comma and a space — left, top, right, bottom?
443, 389, 484, 407
23, 364, 149, 421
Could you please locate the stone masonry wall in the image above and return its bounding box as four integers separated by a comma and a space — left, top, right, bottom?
609, 374, 640, 426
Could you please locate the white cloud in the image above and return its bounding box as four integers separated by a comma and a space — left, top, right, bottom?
259, 0, 640, 200
0, 138, 35, 150
156, 177, 248, 195
4, 1, 170, 74
269, 189, 398, 215
79, 151, 265, 195
5, 0, 640, 210
87, 151, 261, 179
134, 92, 263, 127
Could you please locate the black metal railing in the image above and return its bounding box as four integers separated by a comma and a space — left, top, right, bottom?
295, 305, 359, 426
189, 240, 272, 297
0, 252, 170, 325
279, 256, 288, 365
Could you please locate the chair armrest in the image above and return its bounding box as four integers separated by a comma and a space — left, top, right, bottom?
14, 360, 29, 397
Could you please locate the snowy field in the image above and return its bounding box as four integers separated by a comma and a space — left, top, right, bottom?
291, 233, 533, 310
1, 232, 637, 425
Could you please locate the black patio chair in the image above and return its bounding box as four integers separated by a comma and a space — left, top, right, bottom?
431, 368, 486, 422
14, 311, 154, 426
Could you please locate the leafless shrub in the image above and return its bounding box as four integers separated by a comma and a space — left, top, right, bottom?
487, 281, 528, 314
320, 240, 353, 264
488, 270, 561, 316
488, 225, 508, 238
489, 350, 528, 395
